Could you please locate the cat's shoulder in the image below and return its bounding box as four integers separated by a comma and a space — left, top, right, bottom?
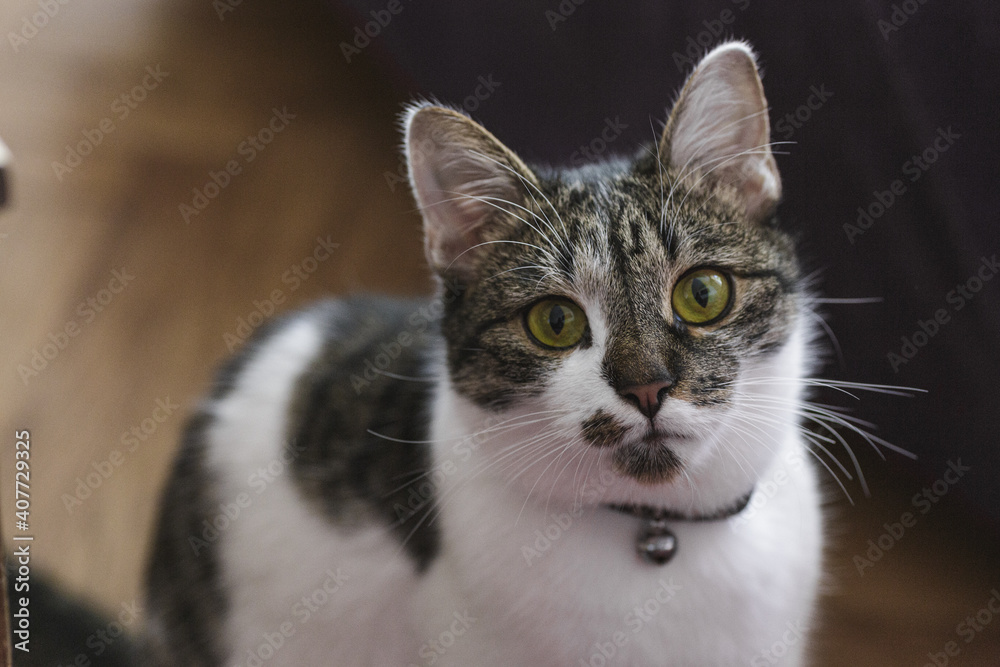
203, 294, 442, 568
145, 296, 442, 663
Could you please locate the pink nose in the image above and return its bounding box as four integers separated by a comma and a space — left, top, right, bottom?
619, 379, 673, 419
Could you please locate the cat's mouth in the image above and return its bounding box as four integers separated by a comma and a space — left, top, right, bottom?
642, 429, 695, 444
580, 411, 696, 484
609, 429, 692, 485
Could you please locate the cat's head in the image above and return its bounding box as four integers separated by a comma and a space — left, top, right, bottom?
405, 42, 807, 513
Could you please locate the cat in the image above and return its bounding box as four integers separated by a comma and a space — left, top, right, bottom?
144, 41, 824, 666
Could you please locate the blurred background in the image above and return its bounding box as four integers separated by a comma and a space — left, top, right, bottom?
0, 0, 997, 664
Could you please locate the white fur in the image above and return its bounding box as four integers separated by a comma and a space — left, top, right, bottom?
207, 312, 420, 666
203, 305, 821, 665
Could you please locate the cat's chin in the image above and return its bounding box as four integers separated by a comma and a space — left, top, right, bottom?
609, 432, 689, 485
567, 433, 764, 517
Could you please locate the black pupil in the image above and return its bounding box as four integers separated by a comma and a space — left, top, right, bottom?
691, 277, 711, 309
549, 304, 565, 335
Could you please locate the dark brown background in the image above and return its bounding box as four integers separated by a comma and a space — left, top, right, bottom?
1, 0, 998, 664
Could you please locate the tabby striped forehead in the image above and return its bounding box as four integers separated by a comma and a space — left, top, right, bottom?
472, 167, 797, 317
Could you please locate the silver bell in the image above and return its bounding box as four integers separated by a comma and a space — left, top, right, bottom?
637, 521, 677, 565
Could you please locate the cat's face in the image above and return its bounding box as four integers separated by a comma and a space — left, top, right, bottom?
407, 43, 806, 512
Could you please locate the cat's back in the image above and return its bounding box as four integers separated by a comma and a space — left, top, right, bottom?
145, 296, 440, 665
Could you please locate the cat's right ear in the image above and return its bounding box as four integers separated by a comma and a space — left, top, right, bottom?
404, 104, 539, 279
659, 42, 781, 223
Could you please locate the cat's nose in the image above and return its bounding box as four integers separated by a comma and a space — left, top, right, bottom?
618, 378, 674, 419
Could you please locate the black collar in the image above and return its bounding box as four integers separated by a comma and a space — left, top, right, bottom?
604, 489, 754, 565
606, 489, 754, 522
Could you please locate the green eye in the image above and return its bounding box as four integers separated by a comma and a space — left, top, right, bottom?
525, 299, 587, 349
672, 268, 732, 325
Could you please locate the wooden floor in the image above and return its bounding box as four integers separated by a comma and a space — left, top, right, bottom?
0, 0, 997, 664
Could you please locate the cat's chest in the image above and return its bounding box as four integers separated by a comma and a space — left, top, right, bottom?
415, 446, 821, 666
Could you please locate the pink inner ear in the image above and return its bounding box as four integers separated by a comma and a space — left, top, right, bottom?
665, 44, 781, 220
406, 107, 536, 275
415, 155, 510, 274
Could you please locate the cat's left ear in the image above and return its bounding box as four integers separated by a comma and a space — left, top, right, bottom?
404, 104, 539, 279
660, 42, 780, 222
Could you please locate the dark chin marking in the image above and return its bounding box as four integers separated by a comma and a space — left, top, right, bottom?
612, 440, 683, 485
581, 409, 629, 448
